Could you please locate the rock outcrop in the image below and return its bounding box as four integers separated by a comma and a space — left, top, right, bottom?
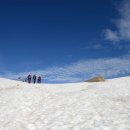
85, 76, 105, 82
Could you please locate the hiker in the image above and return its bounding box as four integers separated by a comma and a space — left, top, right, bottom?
25, 77, 27, 82
27, 74, 32, 83
37, 76, 42, 83
33, 75, 37, 84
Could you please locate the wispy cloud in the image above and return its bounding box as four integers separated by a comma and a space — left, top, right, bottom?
93, 44, 104, 49
1, 53, 130, 83
81, 43, 104, 50
104, 29, 120, 42
104, 0, 130, 42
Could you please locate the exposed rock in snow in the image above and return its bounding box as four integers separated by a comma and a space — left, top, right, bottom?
85, 76, 105, 82
0, 77, 130, 130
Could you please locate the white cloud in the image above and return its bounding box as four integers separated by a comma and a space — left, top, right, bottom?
104, 29, 120, 42
2, 53, 130, 83
104, 0, 130, 42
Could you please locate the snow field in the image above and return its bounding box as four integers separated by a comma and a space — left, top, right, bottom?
0, 77, 130, 130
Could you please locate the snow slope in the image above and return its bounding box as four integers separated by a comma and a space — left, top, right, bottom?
0, 77, 130, 130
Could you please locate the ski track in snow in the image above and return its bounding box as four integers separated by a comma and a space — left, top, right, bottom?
0, 77, 130, 130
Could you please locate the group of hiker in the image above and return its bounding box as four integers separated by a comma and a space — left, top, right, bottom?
26, 74, 42, 84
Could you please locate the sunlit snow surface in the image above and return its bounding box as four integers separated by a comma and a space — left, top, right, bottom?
0, 77, 130, 130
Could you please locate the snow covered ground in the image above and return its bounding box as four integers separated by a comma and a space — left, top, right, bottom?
0, 77, 130, 130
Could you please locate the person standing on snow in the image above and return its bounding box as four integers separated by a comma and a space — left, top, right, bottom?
27, 74, 32, 83
33, 75, 37, 84
37, 76, 42, 83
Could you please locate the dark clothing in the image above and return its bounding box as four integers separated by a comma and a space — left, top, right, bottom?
27, 75, 32, 83
33, 75, 37, 84
37, 76, 41, 83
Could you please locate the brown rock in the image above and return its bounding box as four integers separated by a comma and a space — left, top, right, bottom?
85, 76, 105, 82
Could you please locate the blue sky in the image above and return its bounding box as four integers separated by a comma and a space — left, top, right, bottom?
0, 0, 130, 83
